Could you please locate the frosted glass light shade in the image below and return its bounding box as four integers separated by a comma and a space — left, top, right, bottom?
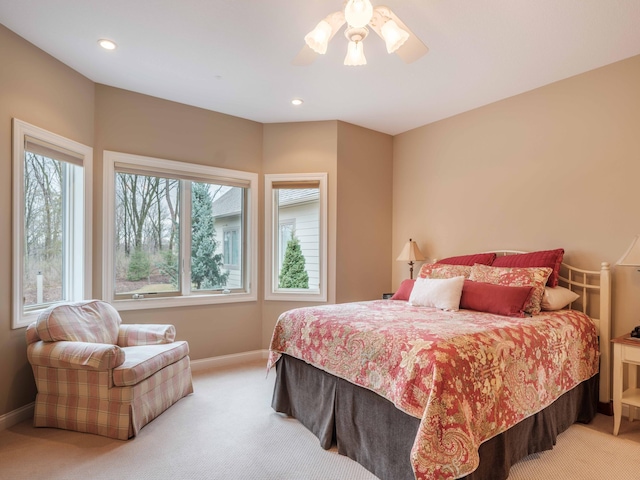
381, 19, 409, 53
304, 20, 332, 54
344, 41, 367, 66
344, 0, 373, 28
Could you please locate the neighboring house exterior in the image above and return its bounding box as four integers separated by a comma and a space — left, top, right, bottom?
212, 187, 320, 290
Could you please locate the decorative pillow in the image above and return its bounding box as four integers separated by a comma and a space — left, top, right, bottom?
36, 299, 122, 344
437, 252, 496, 266
491, 249, 564, 287
468, 264, 552, 315
418, 263, 472, 279
391, 279, 415, 300
541, 286, 580, 311
460, 280, 534, 317
409, 276, 465, 311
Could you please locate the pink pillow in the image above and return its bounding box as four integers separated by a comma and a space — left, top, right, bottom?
418, 264, 472, 279
460, 280, 534, 317
437, 253, 496, 266
491, 249, 564, 287
468, 264, 552, 315
391, 279, 415, 300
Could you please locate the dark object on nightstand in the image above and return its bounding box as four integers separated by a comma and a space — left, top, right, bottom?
382, 293, 394, 299
631, 326, 640, 338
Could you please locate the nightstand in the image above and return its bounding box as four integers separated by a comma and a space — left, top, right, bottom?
612, 334, 640, 435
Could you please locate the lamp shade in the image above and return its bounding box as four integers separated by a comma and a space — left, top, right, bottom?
344, 0, 373, 28
344, 40, 367, 66
381, 19, 409, 53
305, 20, 332, 54
396, 238, 426, 262
617, 235, 640, 266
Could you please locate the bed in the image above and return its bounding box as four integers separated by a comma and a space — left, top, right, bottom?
267, 251, 611, 480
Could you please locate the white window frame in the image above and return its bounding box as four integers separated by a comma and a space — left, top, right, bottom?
12, 119, 93, 329
103, 151, 258, 310
264, 173, 327, 302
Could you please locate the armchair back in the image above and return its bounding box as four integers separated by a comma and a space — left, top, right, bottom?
34, 300, 122, 344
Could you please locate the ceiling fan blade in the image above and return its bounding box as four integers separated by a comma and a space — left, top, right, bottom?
292, 45, 319, 66
370, 6, 429, 64
293, 11, 345, 66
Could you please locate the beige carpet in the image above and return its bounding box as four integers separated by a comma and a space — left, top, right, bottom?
1, 359, 640, 480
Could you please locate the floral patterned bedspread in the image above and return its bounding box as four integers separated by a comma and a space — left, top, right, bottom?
267, 300, 599, 480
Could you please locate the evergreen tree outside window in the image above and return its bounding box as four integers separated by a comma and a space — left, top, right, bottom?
191, 182, 229, 290
278, 234, 309, 288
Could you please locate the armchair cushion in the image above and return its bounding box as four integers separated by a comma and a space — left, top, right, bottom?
113, 341, 190, 387
28, 341, 125, 370
36, 300, 121, 344
117, 324, 176, 346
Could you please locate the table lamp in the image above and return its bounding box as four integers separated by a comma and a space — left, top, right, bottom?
617, 235, 640, 270
396, 238, 426, 279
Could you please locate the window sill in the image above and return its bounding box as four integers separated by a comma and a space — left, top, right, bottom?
264, 291, 326, 302
110, 292, 257, 311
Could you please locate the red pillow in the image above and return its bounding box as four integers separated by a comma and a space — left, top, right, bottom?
460, 280, 534, 317
437, 253, 496, 266
491, 249, 564, 287
391, 279, 415, 300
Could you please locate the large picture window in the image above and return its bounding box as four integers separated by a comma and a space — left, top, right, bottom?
265, 173, 327, 301
103, 151, 257, 309
12, 119, 93, 329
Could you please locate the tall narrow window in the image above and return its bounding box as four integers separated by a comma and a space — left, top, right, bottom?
103, 151, 257, 310
12, 119, 93, 329
265, 173, 327, 301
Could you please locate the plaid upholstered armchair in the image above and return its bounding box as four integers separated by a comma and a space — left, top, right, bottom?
26, 300, 193, 440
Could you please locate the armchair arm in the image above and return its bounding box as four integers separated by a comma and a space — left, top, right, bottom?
117, 324, 176, 346
27, 341, 125, 371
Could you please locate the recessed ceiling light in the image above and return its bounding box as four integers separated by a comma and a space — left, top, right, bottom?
98, 39, 117, 50
291, 98, 304, 106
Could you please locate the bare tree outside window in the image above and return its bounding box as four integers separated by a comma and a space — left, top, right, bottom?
23, 152, 64, 306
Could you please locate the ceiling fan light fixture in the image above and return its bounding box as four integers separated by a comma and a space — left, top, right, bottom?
381, 19, 409, 53
344, 40, 367, 66
344, 0, 374, 28
304, 20, 332, 54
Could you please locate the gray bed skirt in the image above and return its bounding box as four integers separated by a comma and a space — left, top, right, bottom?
271, 354, 598, 480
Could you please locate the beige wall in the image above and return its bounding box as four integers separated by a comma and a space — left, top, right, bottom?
336, 121, 393, 303
260, 121, 394, 345
393, 54, 640, 339
261, 121, 339, 346
0, 25, 95, 414
94, 85, 265, 361
0, 26, 393, 417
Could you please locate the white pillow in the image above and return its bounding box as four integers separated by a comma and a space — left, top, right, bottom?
541, 286, 580, 311
408, 276, 465, 311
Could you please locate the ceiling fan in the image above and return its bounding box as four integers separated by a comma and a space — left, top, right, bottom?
293, 0, 428, 66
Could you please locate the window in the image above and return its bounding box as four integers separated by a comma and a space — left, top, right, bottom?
103, 151, 257, 309
265, 173, 327, 301
223, 227, 240, 269
12, 119, 93, 329
279, 220, 295, 268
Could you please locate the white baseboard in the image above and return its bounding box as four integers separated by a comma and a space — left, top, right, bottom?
0, 402, 34, 431
190, 349, 269, 373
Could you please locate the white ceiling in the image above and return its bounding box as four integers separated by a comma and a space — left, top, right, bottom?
1, 0, 640, 135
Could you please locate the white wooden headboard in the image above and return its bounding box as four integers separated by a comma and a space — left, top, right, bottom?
490, 251, 612, 406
